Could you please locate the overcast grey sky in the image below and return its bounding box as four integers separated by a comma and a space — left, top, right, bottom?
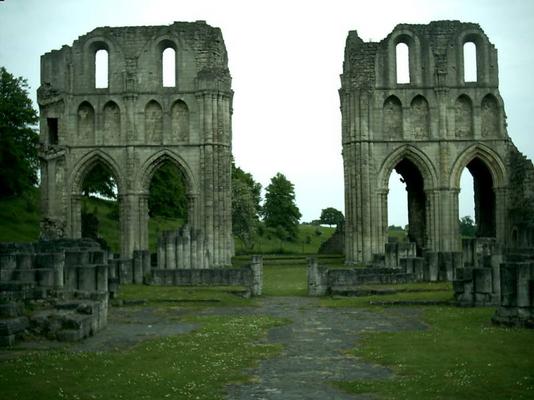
1, 0, 533, 225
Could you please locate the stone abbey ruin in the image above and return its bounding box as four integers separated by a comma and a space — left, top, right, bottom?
38, 21, 233, 266
1, 20, 534, 347
336, 20, 534, 326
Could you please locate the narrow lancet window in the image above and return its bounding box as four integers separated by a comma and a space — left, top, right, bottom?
396, 42, 410, 84
463, 42, 477, 82
95, 49, 109, 88
162, 47, 176, 87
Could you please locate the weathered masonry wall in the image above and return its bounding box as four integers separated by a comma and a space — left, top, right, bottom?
38, 21, 233, 266
340, 21, 525, 264
151, 255, 263, 296
0, 239, 111, 345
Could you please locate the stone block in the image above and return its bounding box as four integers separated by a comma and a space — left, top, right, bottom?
425, 252, 439, 282
474, 268, 493, 294
0, 316, 29, 335
133, 252, 143, 284
0, 254, 17, 281
36, 268, 55, 287
77, 266, 96, 292
0, 303, 22, 318
13, 269, 36, 283
517, 263, 533, 307
15, 254, 33, 270
500, 263, 518, 307
64, 266, 77, 290
118, 259, 133, 284
0, 334, 16, 346
95, 265, 108, 292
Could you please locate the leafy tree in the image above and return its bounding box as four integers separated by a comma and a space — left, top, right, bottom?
0, 67, 39, 197
232, 178, 258, 249
82, 164, 117, 199
319, 207, 344, 227
232, 160, 262, 217
148, 163, 188, 219
262, 172, 301, 240
459, 215, 476, 237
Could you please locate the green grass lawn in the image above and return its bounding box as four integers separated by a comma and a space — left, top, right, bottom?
0, 284, 286, 400
335, 306, 534, 400
118, 284, 254, 307
263, 263, 308, 296
0, 314, 284, 400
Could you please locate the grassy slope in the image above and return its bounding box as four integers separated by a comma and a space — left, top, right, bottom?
0, 193, 339, 254
0, 189, 40, 243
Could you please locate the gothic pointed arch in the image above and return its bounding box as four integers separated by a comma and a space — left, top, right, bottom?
450, 144, 506, 190
70, 149, 124, 196
377, 145, 438, 191
137, 149, 197, 196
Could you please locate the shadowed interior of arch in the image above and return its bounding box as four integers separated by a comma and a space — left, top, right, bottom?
147, 160, 189, 251
80, 161, 119, 251
464, 157, 496, 237
388, 158, 426, 255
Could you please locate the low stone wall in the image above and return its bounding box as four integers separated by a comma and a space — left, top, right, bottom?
384, 242, 416, 268
453, 266, 500, 306
108, 250, 151, 285
150, 255, 263, 296
308, 258, 416, 296
492, 261, 534, 328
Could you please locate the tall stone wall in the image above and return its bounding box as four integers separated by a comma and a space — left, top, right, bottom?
38, 22, 233, 266
341, 21, 513, 264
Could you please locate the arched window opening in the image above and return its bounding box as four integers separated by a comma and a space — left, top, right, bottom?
396, 42, 410, 84
387, 159, 426, 255
148, 161, 188, 251
458, 170, 476, 238
463, 42, 477, 83
162, 47, 176, 87
80, 162, 119, 253
95, 49, 109, 89
388, 170, 408, 242
459, 158, 496, 238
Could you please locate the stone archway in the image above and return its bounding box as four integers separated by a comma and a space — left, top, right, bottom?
69, 150, 124, 253
38, 22, 233, 265
341, 21, 512, 263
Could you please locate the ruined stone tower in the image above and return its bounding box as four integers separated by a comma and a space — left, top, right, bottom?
38, 21, 233, 265
341, 21, 528, 264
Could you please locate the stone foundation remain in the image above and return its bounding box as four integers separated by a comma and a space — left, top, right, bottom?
150, 255, 263, 296
0, 239, 112, 346
492, 261, 534, 328
308, 258, 416, 296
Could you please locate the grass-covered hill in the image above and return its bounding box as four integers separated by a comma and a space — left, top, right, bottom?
0, 190, 340, 255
